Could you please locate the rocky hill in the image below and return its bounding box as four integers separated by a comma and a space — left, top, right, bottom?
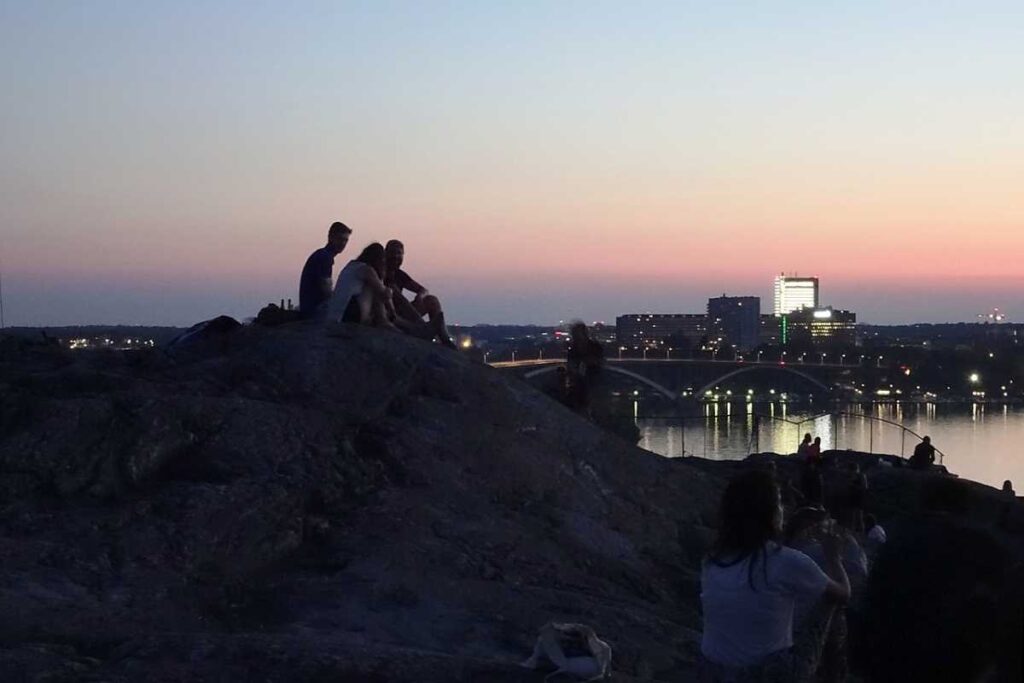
0, 324, 726, 681
1, 323, 1021, 681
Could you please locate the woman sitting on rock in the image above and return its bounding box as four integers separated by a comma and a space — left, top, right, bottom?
327, 242, 399, 330
699, 470, 850, 682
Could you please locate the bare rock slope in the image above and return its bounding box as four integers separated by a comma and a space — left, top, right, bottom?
0, 325, 723, 681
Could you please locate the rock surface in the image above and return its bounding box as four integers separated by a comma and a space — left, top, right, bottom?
2, 324, 1022, 681
1, 324, 720, 681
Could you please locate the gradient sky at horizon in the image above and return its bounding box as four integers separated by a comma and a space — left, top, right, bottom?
2, 1, 1023, 327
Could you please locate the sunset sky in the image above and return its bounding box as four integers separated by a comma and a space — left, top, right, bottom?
2, 2, 1022, 327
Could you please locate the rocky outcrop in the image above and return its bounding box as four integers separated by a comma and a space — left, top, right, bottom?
3, 324, 1022, 681
0, 324, 721, 681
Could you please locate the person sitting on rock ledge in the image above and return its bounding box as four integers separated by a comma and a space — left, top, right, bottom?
298, 221, 351, 320
699, 470, 849, 682
908, 436, 936, 470
326, 242, 399, 330
384, 239, 455, 348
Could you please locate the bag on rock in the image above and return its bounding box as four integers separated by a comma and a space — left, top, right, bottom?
520, 622, 612, 681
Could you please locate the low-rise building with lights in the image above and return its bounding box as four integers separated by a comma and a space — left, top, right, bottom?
615, 313, 710, 349
782, 307, 857, 346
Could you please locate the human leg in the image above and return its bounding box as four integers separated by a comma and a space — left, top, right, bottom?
416, 294, 455, 347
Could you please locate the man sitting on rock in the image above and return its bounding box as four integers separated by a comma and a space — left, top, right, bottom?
384, 239, 455, 348
298, 221, 351, 320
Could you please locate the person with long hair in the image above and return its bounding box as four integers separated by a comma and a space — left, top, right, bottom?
700, 470, 850, 682
326, 242, 399, 330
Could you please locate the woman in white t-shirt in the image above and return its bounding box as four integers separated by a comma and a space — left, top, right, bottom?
326, 243, 398, 329
700, 470, 850, 682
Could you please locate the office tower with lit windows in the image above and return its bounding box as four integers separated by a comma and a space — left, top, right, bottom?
708, 295, 760, 351
773, 275, 819, 316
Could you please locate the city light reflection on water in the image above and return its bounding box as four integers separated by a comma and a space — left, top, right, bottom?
634, 401, 1024, 489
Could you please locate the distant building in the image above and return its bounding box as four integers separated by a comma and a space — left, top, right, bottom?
759, 314, 781, 346
784, 307, 857, 346
589, 323, 618, 345
707, 295, 760, 351
773, 275, 819, 316
616, 314, 710, 349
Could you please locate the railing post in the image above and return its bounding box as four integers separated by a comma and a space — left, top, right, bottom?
901, 430, 905, 457
869, 422, 874, 454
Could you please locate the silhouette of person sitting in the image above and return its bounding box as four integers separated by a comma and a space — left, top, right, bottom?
699, 471, 850, 682
384, 240, 455, 348
326, 243, 398, 330
299, 222, 351, 320
908, 436, 936, 470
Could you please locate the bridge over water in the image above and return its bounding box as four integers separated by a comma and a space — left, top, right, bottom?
493, 358, 854, 400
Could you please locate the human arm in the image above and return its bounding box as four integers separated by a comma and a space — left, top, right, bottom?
395, 269, 428, 298
360, 266, 391, 299
819, 522, 852, 602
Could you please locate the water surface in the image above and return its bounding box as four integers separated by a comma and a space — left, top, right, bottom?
635, 401, 1024, 490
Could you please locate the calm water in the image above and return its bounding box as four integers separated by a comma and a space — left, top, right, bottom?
635, 401, 1024, 490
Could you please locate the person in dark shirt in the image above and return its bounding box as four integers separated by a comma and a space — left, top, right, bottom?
566, 322, 604, 413
299, 222, 351, 319
908, 436, 936, 470
384, 240, 455, 347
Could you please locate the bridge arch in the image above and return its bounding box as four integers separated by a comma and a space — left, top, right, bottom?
695, 365, 830, 396
523, 363, 679, 401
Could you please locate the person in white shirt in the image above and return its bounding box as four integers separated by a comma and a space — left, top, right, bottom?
700, 470, 850, 682
326, 243, 398, 330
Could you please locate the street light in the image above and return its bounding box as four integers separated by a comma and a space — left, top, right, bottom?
618, 346, 625, 360
757, 350, 764, 363
969, 372, 980, 384
877, 355, 883, 368
820, 352, 827, 365
666, 347, 672, 360
840, 353, 846, 366
511, 350, 516, 363
642, 347, 648, 360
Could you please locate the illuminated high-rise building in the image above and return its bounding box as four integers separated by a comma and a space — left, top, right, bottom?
773, 275, 819, 316
708, 295, 760, 351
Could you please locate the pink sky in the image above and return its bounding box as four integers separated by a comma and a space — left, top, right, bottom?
2, 2, 1023, 326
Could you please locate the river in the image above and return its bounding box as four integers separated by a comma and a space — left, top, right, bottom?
634, 401, 1024, 490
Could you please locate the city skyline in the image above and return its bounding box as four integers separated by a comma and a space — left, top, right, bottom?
3, 2, 1023, 327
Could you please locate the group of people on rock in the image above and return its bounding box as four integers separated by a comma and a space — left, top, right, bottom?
700, 444, 888, 682
297, 221, 455, 348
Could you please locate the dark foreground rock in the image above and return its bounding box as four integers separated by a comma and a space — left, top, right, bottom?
2, 324, 1023, 681
1, 324, 720, 681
